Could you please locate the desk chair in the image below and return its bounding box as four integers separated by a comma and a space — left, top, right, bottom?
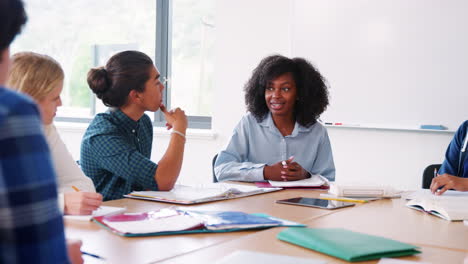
422, 164, 441, 189
212, 154, 218, 183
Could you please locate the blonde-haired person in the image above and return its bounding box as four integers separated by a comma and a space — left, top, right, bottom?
7, 51, 103, 215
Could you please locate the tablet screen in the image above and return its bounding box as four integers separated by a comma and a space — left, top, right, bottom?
276, 197, 355, 210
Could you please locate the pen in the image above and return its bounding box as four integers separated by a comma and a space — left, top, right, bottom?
72, 186, 80, 192
433, 168, 438, 179
82, 251, 106, 260
281, 156, 294, 166
320, 197, 368, 203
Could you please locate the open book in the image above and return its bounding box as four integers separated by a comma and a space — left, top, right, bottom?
64, 206, 126, 221
406, 190, 468, 221
124, 183, 281, 204
92, 208, 304, 237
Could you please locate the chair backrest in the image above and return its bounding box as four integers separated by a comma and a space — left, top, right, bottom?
422, 164, 442, 189
212, 154, 218, 183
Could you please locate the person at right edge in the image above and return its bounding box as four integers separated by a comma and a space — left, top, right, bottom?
214, 55, 335, 183
431, 120, 468, 195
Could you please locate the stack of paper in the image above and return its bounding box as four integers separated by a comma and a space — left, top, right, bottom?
329, 183, 401, 198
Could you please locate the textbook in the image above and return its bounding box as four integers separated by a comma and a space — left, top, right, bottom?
64, 206, 126, 221
406, 190, 468, 221
277, 228, 420, 262
329, 183, 401, 198
92, 208, 304, 237
124, 183, 281, 204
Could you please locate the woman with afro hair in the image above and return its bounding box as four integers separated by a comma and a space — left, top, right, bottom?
214, 55, 335, 183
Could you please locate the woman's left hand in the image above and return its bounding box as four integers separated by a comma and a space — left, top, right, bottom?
280, 161, 310, 181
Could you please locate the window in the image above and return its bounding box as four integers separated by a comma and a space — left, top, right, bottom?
12, 0, 214, 128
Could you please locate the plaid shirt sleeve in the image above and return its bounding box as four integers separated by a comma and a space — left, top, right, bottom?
0, 88, 69, 264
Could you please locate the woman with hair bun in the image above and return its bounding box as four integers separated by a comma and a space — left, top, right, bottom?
214, 55, 335, 183
81, 50, 187, 201
7, 51, 103, 215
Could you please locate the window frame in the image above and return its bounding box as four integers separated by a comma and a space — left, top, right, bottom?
55, 0, 212, 129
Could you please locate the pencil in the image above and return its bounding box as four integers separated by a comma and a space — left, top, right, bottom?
320, 197, 368, 203
72, 186, 80, 192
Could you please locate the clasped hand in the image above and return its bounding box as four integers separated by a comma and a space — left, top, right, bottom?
264, 157, 310, 181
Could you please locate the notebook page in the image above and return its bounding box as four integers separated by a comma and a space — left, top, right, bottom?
103, 214, 203, 234
268, 175, 326, 187
129, 183, 277, 203
64, 206, 126, 221
215, 250, 326, 264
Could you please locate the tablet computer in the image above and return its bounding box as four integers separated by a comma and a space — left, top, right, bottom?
276, 197, 355, 210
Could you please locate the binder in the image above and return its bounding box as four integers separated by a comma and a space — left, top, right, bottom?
92, 208, 304, 237
124, 183, 281, 204
277, 228, 420, 262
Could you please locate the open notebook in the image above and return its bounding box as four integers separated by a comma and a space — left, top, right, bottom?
406, 189, 468, 221
254, 176, 329, 189
64, 206, 126, 221
92, 208, 304, 237
124, 183, 281, 204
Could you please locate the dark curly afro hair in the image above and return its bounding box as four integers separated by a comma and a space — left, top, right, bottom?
244, 55, 329, 128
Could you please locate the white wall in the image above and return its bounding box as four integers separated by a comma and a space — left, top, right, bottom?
291, 0, 468, 130
57, 0, 456, 190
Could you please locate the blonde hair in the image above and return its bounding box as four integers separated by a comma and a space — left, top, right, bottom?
7, 52, 64, 101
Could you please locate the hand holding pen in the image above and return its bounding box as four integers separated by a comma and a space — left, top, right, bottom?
64, 186, 103, 215
430, 171, 468, 195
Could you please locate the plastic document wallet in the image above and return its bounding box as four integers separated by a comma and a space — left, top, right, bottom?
92, 208, 304, 237
277, 228, 420, 262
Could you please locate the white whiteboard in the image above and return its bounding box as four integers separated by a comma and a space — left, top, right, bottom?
291, 0, 468, 130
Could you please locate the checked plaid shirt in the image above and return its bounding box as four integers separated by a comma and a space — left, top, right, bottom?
80, 109, 158, 201
0, 87, 69, 263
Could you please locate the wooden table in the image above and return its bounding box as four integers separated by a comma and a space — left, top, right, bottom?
160, 227, 467, 264
160, 198, 468, 264
65, 188, 334, 264
65, 188, 468, 263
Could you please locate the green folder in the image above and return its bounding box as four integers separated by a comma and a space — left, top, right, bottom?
277, 228, 420, 262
